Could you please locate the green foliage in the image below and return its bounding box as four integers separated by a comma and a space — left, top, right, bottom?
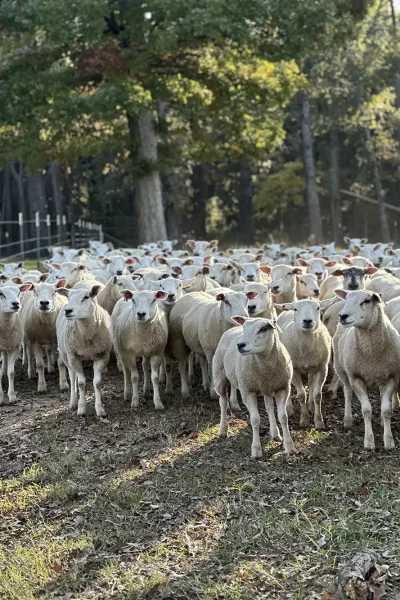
254, 161, 305, 213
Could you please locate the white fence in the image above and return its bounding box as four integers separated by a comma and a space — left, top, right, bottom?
0, 212, 103, 266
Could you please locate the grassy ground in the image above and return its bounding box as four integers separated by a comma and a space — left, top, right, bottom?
1, 360, 400, 600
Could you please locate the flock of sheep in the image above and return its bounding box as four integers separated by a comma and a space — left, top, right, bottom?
1, 236, 400, 457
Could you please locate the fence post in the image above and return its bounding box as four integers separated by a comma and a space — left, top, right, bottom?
35, 212, 40, 268
18, 212, 24, 261
62, 215, 67, 244
56, 214, 61, 245
99, 224, 104, 243
46, 214, 51, 254
67, 205, 75, 247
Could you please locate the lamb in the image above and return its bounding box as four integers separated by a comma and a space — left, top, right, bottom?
0, 262, 24, 277
275, 300, 331, 429
52, 261, 96, 288
168, 291, 251, 398
0, 283, 32, 405
100, 255, 136, 275
344, 237, 368, 252
333, 289, 400, 449
56, 285, 112, 416
112, 289, 168, 410
297, 257, 336, 282
187, 239, 218, 256
296, 273, 320, 299
209, 262, 237, 287
320, 266, 377, 300
96, 275, 139, 314
245, 282, 276, 319
230, 262, 271, 284
213, 316, 295, 458
20, 279, 68, 393
146, 277, 194, 316
270, 265, 303, 306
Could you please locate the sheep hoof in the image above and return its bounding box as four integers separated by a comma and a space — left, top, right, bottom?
251, 446, 263, 459
363, 440, 375, 451
8, 395, 17, 405
131, 401, 139, 410
60, 383, 69, 392
314, 420, 325, 430
96, 408, 107, 418
300, 416, 310, 428
270, 430, 282, 441
47, 366, 55, 374
154, 403, 165, 411
284, 442, 297, 455
343, 417, 353, 429
384, 437, 395, 451
38, 386, 47, 394
219, 429, 228, 438
77, 408, 86, 417
0, 396, 7, 406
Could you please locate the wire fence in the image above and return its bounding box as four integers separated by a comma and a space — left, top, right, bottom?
0, 212, 104, 267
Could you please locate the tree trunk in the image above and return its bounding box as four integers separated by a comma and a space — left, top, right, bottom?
365, 128, 390, 242
127, 110, 167, 244
49, 162, 63, 216
162, 175, 180, 241
328, 129, 342, 242
27, 172, 47, 240
1, 164, 12, 249
238, 156, 255, 245
191, 164, 207, 239
300, 91, 323, 243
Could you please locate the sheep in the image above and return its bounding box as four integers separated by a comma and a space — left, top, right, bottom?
270, 265, 303, 306
320, 266, 378, 300
100, 255, 136, 275
297, 257, 336, 282
333, 289, 400, 449
275, 300, 331, 429
20, 279, 68, 393
52, 261, 96, 288
182, 266, 221, 293
230, 262, 271, 284
296, 273, 320, 299
112, 289, 168, 410
262, 243, 283, 261
146, 277, 194, 316
342, 256, 374, 268
213, 316, 295, 458
245, 282, 276, 319
187, 239, 218, 256
0, 283, 32, 405
96, 275, 139, 314
56, 284, 112, 417
168, 291, 250, 398
344, 237, 368, 252
0, 262, 24, 277
209, 262, 237, 287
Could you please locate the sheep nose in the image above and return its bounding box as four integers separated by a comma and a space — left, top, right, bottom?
303, 319, 313, 327
246, 275, 255, 281
137, 311, 147, 320
40, 300, 50, 306
210, 276, 216, 280
167, 294, 175, 302
316, 272, 323, 278
237, 342, 247, 353
347, 283, 358, 290
194, 253, 199, 257
272, 285, 279, 293
314, 289, 319, 296
339, 313, 349, 323
116, 270, 123, 276
248, 305, 256, 313
11, 301, 20, 310
65, 308, 73, 316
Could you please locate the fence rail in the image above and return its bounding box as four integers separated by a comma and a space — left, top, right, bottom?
0, 212, 104, 267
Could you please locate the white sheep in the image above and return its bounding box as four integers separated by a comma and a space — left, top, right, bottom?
0, 283, 32, 405
112, 289, 168, 410
56, 285, 112, 416
96, 275, 139, 314
20, 278, 68, 393
187, 239, 218, 257
213, 316, 295, 458
270, 265, 303, 306
296, 273, 320, 299
275, 300, 331, 429
333, 289, 400, 449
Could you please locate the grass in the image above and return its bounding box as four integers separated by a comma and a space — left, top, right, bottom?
1, 361, 400, 599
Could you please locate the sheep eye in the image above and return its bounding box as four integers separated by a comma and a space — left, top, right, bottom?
82, 296, 89, 301
225, 300, 231, 306
293, 308, 297, 312
363, 299, 371, 305
0, 293, 4, 299
258, 325, 269, 333
317, 307, 320, 311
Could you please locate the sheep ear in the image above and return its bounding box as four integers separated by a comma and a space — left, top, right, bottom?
326, 261, 337, 267
120, 289, 133, 300
19, 283, 33, 293
50, 263, 61, 270
156, 256, 167, 265
364, 267, 378, 275
373, 243, 381, 251
319, 297, 335, 308
202, 265, 211, 275
361, 238, 368, 244
156, 290, 168, 300
226, 249, 234, 256
216, 293, 225, 301
78, 264, 86, 271
11, 277, 23, 284
90, 285, 102, 297
292, 267, 304, 275
297, 258, 308, 267
230, 261, 240, 270
40, 273, 50, 282
331, 269, 344, 277
125, 257, 136, 265
183, 259, 194, 266
101, 258, 111, 265
344, 237, 351, 244
172, 266, 182, 276
56, 278, 67, 289
203, 255, 212, 264
385, 249, 395, 256
17, 262, 23, 269
371, 292, 382, 303
384, 268, 393, 274
57, 288, 69, 297
246, 291, 259, 300
187, 240, 196, 249
231, 315, 247, 326
274, 302, 294, 311
77, 249, 85, 256
260, 265, 271, 274
342, 257, 351, 265
132, 274, 143, 280
209, 240, 218, 248
334, 289, 348, 300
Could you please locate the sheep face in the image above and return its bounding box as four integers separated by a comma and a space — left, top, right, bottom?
321, 242, 335, 254
216, 291, 251, 324
271, 266, 303, 296
297, 274, 320, 298
331, 266, 378, 291
0, 284, 32, 313
101, 255, 136, 275
54, 261, 86, 285
63, 285, 102, 320
291, 299, 321, 331
336, 289, 382, 328
232, 316, 277, 355
344, 237, 368, 252
148, 277, 190, 306
119, 289, 167, 322
32, 280, 67, 312
263, 244, 282, 260
245, 284, 271, 315
0, 262, 23, 277
187, 239, 218, 256
209, 263, 235, 286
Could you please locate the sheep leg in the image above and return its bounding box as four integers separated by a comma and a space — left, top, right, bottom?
6, 348, 19, 405
380, 379, 397, 450
159, 361, 166, 384
229, 386, 241, 411
327, 373, 341, 399
307, 373, 314, 411
68, 357, 86, 416
291, 370, 309, 427
1, 352, 7, 378
93, 356, 108, 417
219, 391, 229, 437
336, 365, 353, 429
392, 391, 400, 411
310, 368, 327, 430
58, 356, 69, 391
142, 356, 151, 398
199, 356, 209, 392
351, 377, 374, 450
0, 356, 4, 405
22, 340, 26, 366
165, 357, 173, 395
275, 387, 296, 454
264, 395, 281, 440
27, 343, 34, 379
130, 359, 140, 409
178, 359, 190, 400
188, 353, 194, 383
46, 345, 55, 374
67, 367, 78, 410
32, 342, 47, 393
207, 353, 218, 400
122, 363, 131, 401
286, 395, 294, 417
150, 355, 165, 411
242, 391, 262, 458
